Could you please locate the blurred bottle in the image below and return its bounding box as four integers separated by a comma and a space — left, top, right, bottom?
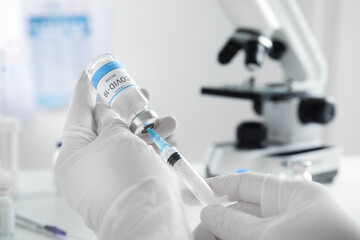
0, 171, 15, 236
0, 117, 20, 197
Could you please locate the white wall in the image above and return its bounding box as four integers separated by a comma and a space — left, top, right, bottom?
111, 0, 257, 164
19, 109, 65, 169
18, 0, 360, 169
322, 0, 360, 154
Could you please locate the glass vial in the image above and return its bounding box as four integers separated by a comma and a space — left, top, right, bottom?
86, 53, 159, 135
286, 160, 313, 181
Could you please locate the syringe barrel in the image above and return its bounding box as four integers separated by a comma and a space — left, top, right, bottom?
172, 157, 223, 206
157, 139, 224, 206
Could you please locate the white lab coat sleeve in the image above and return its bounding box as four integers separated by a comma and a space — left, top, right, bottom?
97, 177, 193, 240
56, 125, 194, 240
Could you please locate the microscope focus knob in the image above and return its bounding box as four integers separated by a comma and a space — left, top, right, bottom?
299, 98, 335, 124
269, 40, 286, 59
236, 121, 267, 149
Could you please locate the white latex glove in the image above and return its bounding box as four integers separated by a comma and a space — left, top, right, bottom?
56, 71, 193, 240
193, 172, 360, 240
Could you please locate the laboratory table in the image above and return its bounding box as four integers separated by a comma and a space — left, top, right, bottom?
4, 157, 360, 240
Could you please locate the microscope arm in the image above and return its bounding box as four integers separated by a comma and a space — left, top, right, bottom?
219, 0, 328, 95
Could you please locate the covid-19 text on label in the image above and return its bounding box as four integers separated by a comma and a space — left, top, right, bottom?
103, 76, 131, 98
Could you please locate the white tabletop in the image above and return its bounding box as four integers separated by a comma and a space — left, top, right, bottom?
5, 157, 360, 239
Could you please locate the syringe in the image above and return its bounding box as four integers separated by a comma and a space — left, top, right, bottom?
16, 214, 66, 237
147, 128, 225, 206
16, 214, 84, 240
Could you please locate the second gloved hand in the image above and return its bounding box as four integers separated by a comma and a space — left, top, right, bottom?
194, 172, 360, 240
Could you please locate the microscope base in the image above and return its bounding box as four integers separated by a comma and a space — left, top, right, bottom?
205, 143, 342, 183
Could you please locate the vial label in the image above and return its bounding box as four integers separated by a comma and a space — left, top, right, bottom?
93, 62, 137, 107
0, 203, 15, 235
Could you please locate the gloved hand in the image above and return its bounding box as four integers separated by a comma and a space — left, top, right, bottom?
193, 172, 360, 240
55, 71, 193, 240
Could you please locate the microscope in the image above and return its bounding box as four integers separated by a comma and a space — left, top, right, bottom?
202, 0, 341, 183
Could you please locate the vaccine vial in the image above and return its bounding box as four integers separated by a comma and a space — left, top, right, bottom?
86, 54, 159, 135
0, 172, 15, 236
